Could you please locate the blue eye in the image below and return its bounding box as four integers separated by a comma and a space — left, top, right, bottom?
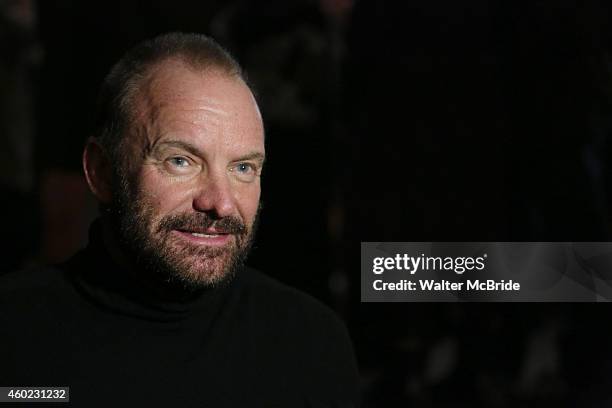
231, 162, 258, 182
169, 157, 190, 167
237, 163, 253, 173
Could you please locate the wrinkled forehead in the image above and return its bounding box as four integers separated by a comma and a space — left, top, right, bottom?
128, 59, 264, 140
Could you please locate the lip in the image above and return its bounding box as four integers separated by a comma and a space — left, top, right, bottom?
172, 230, 232, 247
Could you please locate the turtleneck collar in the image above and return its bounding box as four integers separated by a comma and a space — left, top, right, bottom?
64, 218, 239, 323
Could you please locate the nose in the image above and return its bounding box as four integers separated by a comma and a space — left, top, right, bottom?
192, 171, 237, 219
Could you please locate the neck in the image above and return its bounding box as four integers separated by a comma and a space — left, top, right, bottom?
100, 215, 133, 271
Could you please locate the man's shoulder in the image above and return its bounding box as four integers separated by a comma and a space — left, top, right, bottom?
0, 264, 72, 307
238, 267, 359, 400
239, 267, 352, 342
242, 268, 338, 319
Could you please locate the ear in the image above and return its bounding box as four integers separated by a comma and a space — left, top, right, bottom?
83, 138, 113, 204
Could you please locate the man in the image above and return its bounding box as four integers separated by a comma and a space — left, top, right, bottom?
0, 33, 359, 407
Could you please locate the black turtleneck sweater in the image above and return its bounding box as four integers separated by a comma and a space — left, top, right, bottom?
0, 224, 359, 407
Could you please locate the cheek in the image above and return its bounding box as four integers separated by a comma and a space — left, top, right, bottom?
137, 169, 193, 214
235, 183, 261, 223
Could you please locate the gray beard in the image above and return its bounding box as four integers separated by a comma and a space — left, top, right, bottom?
107, 172, 258, 293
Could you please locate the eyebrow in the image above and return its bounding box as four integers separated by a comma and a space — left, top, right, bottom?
234, 152, 266, 163
154, 140, 265, 163
154, 140, 202, 157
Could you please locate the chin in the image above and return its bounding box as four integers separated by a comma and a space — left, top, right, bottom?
169, 255, 236, 288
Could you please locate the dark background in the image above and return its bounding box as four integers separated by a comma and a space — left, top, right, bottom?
2, 0, 612, 406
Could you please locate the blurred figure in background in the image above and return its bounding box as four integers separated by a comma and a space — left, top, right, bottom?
0, 0, 40, 272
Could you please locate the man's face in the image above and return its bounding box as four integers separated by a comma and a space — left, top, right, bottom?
111, 60, 265, 289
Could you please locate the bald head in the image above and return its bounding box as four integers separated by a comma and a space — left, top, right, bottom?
123, 58, 264, 176
92, 32, 252, 165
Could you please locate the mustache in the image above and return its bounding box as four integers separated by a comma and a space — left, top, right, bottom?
157, 212, 247, 235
